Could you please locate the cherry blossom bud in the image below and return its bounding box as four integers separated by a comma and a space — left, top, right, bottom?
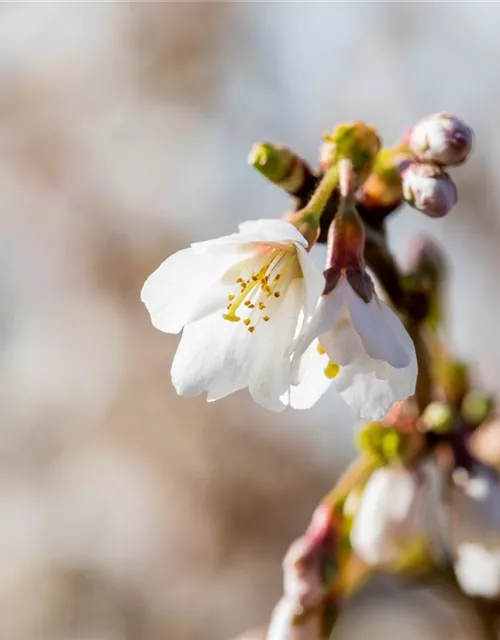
350, 467, 428, 568
249, 143, 308, 195
319, 121, 381, 185
402, 163, 457, 218
408, 113, 473, 166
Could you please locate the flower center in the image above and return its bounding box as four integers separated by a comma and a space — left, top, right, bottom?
223, 246, 299, 333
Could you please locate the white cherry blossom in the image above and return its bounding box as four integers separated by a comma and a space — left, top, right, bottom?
289, 274, 417, 420
350, 467, 427, 567
141, 219, 324, 411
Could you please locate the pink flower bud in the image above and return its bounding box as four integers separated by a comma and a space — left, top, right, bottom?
402, 163, 457, 218
408, 113, 473, 166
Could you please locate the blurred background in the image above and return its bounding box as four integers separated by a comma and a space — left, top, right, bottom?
0, 3, 497, 639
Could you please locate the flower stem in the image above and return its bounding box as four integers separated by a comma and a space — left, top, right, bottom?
286, 163, 340, 248
301, 163, 339, 225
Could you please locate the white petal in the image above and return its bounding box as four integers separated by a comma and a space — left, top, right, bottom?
295, 245, 325, 322
334, 365, 393, 420
379, 358, 417, 406
319, 315, 367, 367
334, 359, 416, 421
248, 279, 304, 411
293, 277, 350, 358
349, 292, 411, 369
380, 298, 418, 376
171, 311, 246, 398
191, 219, 307, 255
172, 281, 304, 412
141, 248, 238, 334
288, 340, 334, 410
237, 218, 308, 248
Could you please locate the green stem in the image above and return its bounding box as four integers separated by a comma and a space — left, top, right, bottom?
407, 321, 433, 413
302, 164, 339, 224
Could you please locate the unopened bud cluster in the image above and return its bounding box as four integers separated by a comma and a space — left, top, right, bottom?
402, 113, 472, 218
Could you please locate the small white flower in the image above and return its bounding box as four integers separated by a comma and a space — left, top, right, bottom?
289, 275, 417, 420
141, 219, 324, 412
409, 112, 473, 167
450, 465, 500, 598
402, 163, 457, 218
350, 467, 426, 567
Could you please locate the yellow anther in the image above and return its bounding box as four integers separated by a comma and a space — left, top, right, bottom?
243, 318, 251, 326
324, 361, 340, 379
263, 316, 270, 322
317, 343, 326, 355
223, 249, 297, 326
223, 313, 241, 323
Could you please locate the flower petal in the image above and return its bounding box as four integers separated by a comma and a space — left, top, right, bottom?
296, 245, 325, 322
379, 298, 417, 375
348, 292, 411, 368
192, 219, 307, 255
248, 279, 304, 411
334, 359, 416, 421
171, 311, 247, 398
172, 280, 304, 412
141, 248, 239, 334
288, 339, 334, 410
237, 218, 308, 248
292, 276, 350, 359
319, 315, 367, 367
